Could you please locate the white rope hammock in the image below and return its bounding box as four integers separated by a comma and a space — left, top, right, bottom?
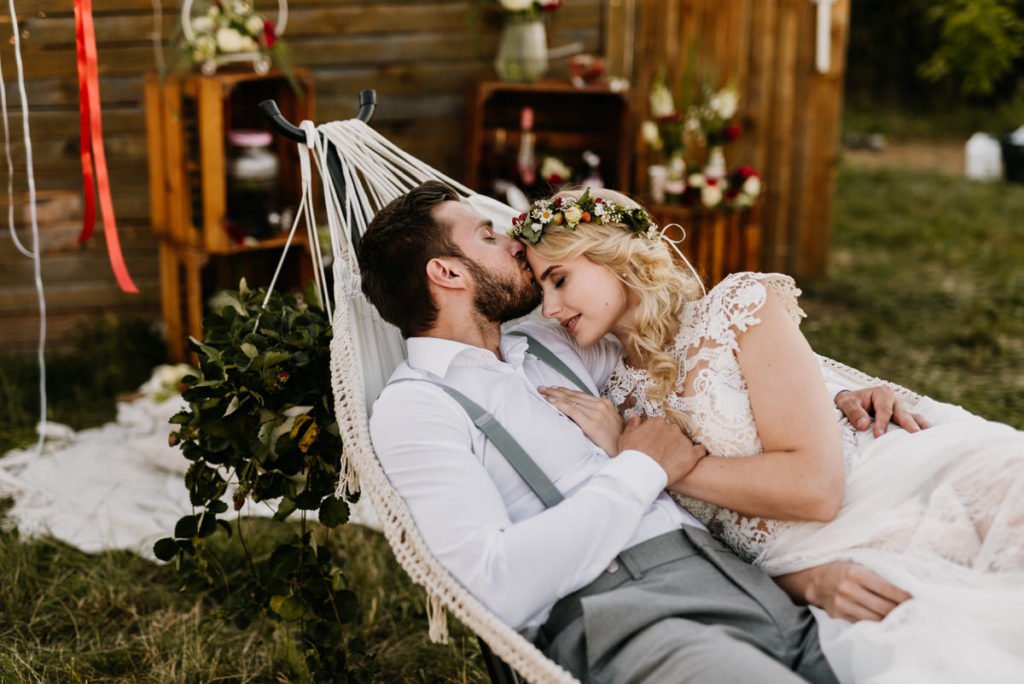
273, 118, 921, 684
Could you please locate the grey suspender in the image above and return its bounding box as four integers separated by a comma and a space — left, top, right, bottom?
390, 378, 565, 508
388, 333, 595, 509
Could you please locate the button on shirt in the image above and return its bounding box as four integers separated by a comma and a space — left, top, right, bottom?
369, 320, 705, 631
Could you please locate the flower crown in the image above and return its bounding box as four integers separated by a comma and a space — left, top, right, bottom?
508, 188, 659, 244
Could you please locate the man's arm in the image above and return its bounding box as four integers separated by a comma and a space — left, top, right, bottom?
370, 382, 691, 629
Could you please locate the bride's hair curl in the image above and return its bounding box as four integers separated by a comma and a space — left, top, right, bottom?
528, 188, 703, 433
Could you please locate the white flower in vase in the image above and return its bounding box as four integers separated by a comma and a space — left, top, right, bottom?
641, 121, 663, 150
246, 15, 265, 36
742, 175, 762, 197
501, 0, 534, 11
649, 82, 676, 119
710, 87, 739, 120
216, 27, 246, 53
701, 179, 724, 207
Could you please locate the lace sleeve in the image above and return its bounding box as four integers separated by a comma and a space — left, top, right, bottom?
704, 272, 805, 349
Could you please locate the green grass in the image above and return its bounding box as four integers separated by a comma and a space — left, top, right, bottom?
843, 96, 1024, 141
801, 164, 1024, 428
0, 519, 488, 683
0, 164, 1021, 680
0, 318, 166, 454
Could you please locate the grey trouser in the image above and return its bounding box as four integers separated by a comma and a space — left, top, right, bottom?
536, 527, 838, 684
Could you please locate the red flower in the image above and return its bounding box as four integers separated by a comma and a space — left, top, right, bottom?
594, 197, 603, 203
263, 20, 277, 48
725, 123, 742, 142
517, 212, 527, 223
738, 165, 756, 178
277, 371, 290, 382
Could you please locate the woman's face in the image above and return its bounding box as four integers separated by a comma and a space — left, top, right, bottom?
526, 247, 634, 347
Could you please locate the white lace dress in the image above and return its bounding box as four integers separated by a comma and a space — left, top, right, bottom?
603, 272, 1024, 683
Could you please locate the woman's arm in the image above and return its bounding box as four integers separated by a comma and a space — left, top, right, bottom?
669, 287, 845, 521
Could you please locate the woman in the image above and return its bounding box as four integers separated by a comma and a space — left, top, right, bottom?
511, 187, 1024, 683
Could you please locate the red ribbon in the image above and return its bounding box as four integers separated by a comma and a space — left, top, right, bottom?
74, 0, 137, 293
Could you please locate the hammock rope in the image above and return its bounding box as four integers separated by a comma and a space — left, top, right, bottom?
259, 116, 922, 684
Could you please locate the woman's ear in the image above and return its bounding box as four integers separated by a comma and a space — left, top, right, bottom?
425, 257, 467, 291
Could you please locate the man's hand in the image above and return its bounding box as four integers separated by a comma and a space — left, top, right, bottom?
618, 415, 706, 487
835, 387, 930, 437
775, 561, 912, 622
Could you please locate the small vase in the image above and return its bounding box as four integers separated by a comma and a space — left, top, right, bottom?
494, 17, 549, 83
704, 145, 727, 180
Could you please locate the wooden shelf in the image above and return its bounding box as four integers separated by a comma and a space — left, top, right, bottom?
144, 69, 316, 362
647, 202, 762, 286
464, 80, 631, 200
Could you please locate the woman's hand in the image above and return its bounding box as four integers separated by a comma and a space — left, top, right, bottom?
539, 386, 624, 457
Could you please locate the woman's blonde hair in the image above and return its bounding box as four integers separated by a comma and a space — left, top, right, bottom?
529, 188, 703, 432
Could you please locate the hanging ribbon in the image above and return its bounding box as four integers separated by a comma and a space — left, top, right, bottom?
74, 0, 138, 293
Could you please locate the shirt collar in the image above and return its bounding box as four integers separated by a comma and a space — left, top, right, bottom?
405, 333, 529, 379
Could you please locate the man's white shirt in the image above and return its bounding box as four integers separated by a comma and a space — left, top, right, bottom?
369, 320, 706, 631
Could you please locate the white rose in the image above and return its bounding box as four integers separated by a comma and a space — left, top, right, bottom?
687, 173, 706, 188
742, 176, 761, 197
641, 121, 663, 150
233, 1, 251, 15
711, 88, 739, 120
702, 184, 722, 207
246, 15, 264, 36
207, 6, 220, 17
191, 16, 214, 34
500, 0, 534, 11
649, 83, 675, 119
195, 35, 217, 59
563, 206, 583, 225
216, 27, 245, 52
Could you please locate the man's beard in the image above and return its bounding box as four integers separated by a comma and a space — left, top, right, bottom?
463, 259, 541, 323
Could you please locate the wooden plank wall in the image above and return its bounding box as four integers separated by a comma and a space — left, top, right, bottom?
628, 0, 849, 277
0, 0, 602, 354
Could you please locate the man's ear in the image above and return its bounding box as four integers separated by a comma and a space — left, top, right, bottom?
425, 257, 467, 291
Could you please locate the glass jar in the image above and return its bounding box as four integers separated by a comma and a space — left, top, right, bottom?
227, 129, 280, 239
494, 16, 549, 83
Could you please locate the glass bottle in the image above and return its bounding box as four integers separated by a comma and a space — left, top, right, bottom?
227, 129, 279, 239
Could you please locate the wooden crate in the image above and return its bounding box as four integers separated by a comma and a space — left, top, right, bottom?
649, 203, 762, 286
144, 69, 315, 361
464, 80, 630, 200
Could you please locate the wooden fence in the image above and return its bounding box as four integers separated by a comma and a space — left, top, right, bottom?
0, 0, 600, 353
0, 0, 847, 354
614, 0, 850, 277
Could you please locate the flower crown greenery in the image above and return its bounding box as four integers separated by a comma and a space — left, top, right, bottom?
509, 188, 659, 244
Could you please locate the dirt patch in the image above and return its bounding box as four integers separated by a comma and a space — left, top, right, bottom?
842, 140, 964, 175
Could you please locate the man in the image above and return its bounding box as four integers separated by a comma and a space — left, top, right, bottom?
358, 181, 915, 682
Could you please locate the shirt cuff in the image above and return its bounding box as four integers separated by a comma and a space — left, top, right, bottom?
597, 450, 668, 504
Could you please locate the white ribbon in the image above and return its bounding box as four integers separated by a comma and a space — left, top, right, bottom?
659, 223, 706, 297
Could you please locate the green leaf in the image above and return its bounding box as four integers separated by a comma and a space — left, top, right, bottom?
153, 537, 178, 561
318, 496, 349, 528
273, 496, 298, 522
240, 342, 259, 359
174, 515, 199, 539
269, 594, 306, 621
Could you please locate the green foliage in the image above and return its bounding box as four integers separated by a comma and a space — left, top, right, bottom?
802, 164, 1024, 427
919, 0, 1024, 96
845, 0, 1024, 107
156, 281, 374, 681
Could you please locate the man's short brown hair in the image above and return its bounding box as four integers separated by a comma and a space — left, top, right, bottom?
357, 181, 462, 338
